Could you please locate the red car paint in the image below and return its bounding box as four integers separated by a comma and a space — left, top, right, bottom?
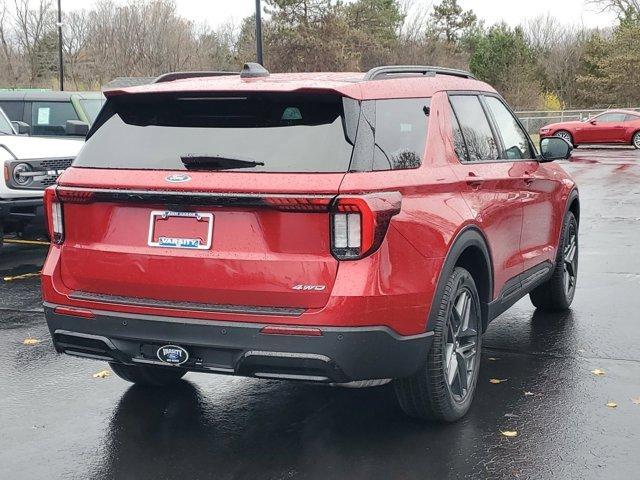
540, 109, 640, 146
41, 71, 577, 339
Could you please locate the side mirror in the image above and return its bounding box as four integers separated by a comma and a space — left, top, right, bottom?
589, 119, 597, 125
65, 120, 89, 137
540, 137, 572, 162
11, 121, 30, 135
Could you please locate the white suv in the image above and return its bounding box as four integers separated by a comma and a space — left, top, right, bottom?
0, 107, 83, 246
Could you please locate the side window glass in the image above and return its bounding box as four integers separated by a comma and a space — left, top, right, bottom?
484, 96, 534, 160
0, 101, 23, 122
596, 113, 625, 123
31, 101, 79, 136
373, 98, 429, 171
450, 106, 469, 162
449, 95, 499, 162
625, 114, 640, 122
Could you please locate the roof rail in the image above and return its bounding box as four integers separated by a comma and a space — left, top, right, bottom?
364, 65, 475, 81
153, 71, 237, 84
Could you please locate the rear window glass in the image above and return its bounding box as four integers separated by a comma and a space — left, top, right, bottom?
76, 93, 356, 173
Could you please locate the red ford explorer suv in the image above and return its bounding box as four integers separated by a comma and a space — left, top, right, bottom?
42, 64, 579, 422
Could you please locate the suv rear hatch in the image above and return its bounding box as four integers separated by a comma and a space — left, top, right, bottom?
53, 92, 361, 312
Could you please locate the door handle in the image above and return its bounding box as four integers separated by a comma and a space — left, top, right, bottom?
466, 178, 484, 188
524, 177, 534, 186
466, 172, 484, 189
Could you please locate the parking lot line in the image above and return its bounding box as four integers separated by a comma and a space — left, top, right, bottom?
3, 272, 41, 282
3, 239, 50, 246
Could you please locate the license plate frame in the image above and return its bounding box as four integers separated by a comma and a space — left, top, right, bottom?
147, 210, 214, 250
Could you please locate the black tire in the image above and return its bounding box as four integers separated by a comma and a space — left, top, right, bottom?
109, 362, 187, 386
632, 131, 640, 149
555, 130, 574, 147
530, 212, 578, 311
394, 267, 482, 422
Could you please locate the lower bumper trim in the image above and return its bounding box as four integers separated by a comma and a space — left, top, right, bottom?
44, 304, 433, 383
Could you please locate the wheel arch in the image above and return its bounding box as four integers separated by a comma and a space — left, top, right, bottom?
427, 226, 494, 333
566, 189, 580, 226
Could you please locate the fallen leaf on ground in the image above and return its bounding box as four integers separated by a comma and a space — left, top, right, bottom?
488, 357, 499, 361
632, 397, 640, 405
591, 369, 606, 377
93, 370, 110, 379
23, 338, 41, 346
500, 430, 518, 438
606, 401, 618, 408
489, 378, 508, 384
524, 391, 535, 396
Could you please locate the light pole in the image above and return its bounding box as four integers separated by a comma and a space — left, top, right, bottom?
255, 0, 263, 65
57, 0, 64, 91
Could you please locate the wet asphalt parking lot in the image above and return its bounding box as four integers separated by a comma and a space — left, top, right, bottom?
1, 148, 640, 480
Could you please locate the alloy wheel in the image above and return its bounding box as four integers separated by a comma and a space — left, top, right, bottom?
633, 133, 640, 149
563, 227, 578, 297
555, 131, 572, 144
444, 287, 479, 402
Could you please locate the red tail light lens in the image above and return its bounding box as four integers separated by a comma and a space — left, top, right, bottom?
44, 187, 64, 244
331, 192, 401, 260
56, 187, 95, 204
44, 187, 96, 245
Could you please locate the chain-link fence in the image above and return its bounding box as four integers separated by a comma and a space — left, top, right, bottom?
516, 108, 640, 134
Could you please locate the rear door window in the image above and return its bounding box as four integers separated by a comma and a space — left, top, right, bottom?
31, 101, 79, 136
77, 93, 356, 172
484, 96, 534, 160
372, 98, 429, 170
449, 95, 499, 162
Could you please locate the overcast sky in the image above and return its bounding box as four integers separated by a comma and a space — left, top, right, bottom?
56, 0, 617, 29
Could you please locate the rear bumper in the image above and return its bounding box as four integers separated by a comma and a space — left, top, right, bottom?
0, 197, 43, 221
44, 303, 433, 383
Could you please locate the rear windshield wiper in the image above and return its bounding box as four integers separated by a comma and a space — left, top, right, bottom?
180, 155, 265, 170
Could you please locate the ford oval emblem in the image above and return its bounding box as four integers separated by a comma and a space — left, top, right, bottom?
157, 345, 189, 365
166, 174, 191, 183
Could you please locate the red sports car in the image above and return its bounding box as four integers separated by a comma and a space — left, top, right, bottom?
540, 109, 640, 148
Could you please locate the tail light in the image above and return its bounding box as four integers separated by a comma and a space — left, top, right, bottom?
44, 187, 64, 244
44, 187, 96, 245
331, 192, 402, 260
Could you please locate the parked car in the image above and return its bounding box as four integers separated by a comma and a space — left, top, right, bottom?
0, 90, 105, 138
41, 64, 579, 422
0, 107, 83, 246
540, 109, 640, 148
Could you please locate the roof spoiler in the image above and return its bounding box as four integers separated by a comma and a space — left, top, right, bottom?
153, 64, 270, 84
364, 65, 475, 81
153, 71, 237, 83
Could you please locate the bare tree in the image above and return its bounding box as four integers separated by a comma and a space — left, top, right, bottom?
524, 15, 591, 106
0, 0, 18, 83
13, 0, 56, 84
586, 0, 640, 20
